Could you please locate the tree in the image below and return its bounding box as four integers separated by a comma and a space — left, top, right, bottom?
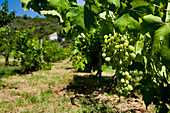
0, 1, 15, 65
0, 0, 15, 28
0, 25, 17, 65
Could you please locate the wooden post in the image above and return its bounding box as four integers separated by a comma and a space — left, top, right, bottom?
40, 38, 44, 63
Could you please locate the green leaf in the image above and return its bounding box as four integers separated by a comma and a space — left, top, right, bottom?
66, 6, 85, 30
84, 4, 98, 30
152, 24, 169, 55
159, 24, 170, 67
20, 0, 31, 10
113, 13, 140, 33
165, 2, 170, 22
143, 15, 163, 24
107, 0, 120, 7
40, 10, 64, 23
130, 0, 149, 8
47, 0, 69, 12
141, 15, 164, 33
135, 40, 144, 54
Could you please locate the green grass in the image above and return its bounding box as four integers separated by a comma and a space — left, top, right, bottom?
0, 58, 156, 113
0, 63, 19, 78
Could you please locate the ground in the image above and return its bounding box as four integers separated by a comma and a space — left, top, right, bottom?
0, 57, 156, 113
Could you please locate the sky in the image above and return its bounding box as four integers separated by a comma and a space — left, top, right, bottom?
0, 0, 85, 18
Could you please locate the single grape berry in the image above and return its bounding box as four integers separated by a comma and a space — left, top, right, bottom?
115, 45, 120, 49
130, 53, 136, 59
123, 42, 128, 47
121, 78, 125, 83
102, 53, 106, 57
104, 35, 108, 39
105, 57, 111, 62
128, 45, 134, 51
128, 85, 133, 91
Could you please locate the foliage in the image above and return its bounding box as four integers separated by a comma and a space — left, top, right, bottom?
12, 29, 45, 72
0, 1, 15, 65
0, 0, 15, 28
70, 32, 101, 71
43, 38, 70, 63
21, 0, 170, 112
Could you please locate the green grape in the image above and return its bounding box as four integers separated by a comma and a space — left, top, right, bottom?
125, 52, 129, 56
128, 85, 133, 91
108, 39, 111, 42
122, 72, 126, 76
115, 45, 120, 49
102, 53, 106, 57
104, 35, 108, 39
129, 61, 133, 65
124, 87, 128, 92
110, 36, 114, 40
121, 37, 125, 41
123, 56, 128, 61
119, 90, 123, 94
128, 45, 134, 51
120, 44, 123, 48
125, 80, 129, 84
130, 53, 136, 59
125, 71, 129, 76
121, 78, 125, 83
123, 42, 128, 47
105, 57, 111, 62
126, 74, 131, 80
104, 39, 108, 44
102, 48, 106, 52
123, 35, 127, 40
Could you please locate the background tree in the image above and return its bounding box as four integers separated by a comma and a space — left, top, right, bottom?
0, 0, 15, 28
0, 1, 15, 65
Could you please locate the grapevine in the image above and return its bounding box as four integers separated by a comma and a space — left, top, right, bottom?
102, 33, 136, 95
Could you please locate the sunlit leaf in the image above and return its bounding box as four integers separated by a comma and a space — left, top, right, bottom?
66, 6, 85, 30
40, 10, 64, 23
113, 13, 140, 33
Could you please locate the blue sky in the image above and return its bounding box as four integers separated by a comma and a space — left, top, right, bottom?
0, 0, 85, 18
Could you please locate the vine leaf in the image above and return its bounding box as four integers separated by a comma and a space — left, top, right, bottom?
66, 6, 85, 30
130, 0, 149, 8
113, 13, 140, 33
20, 0, 31, 10
40, 10, 64, 23
107, 0, 120, 7
159, 24, 170, 67
141, 15, 163, 34
84, 4, 98, 30
47, 0, 69, 11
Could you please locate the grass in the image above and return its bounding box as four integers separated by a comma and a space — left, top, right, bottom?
0, 58, 156, 112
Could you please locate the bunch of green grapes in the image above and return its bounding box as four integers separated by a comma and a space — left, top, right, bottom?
102, 33, 136, 95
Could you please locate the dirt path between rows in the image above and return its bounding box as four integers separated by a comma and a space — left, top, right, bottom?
0, 59, 156, 112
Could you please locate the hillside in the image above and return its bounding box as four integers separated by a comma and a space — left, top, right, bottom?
8, 16, 61, 39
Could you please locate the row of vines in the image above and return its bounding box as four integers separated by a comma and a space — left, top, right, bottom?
20, 0, 170, 112
0, 1, 69, 73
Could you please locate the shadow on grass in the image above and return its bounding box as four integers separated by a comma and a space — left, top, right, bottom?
66, 74, 114, 94
65, 74, 119, 112
0, 62, 22, 78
